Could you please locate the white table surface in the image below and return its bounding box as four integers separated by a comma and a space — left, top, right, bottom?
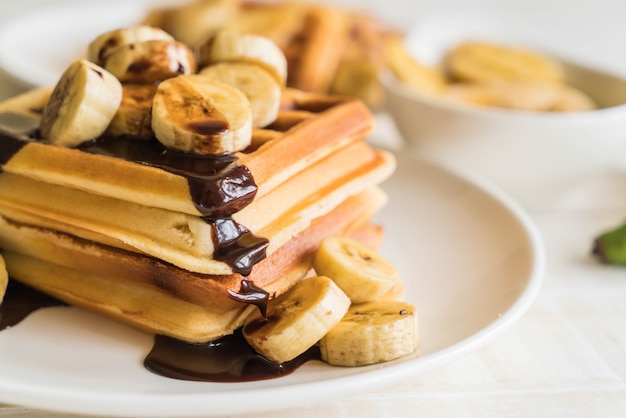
2, 1, 626, 417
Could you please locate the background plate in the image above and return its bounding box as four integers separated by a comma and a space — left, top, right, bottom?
0, 153, 544, 417
0, 0, 170, 87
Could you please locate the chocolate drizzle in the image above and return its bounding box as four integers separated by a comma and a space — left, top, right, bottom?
227, 280, 270, 317
0, 281, 66, 331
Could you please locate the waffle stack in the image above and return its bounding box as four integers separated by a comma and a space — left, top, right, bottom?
0, 83, 394, 342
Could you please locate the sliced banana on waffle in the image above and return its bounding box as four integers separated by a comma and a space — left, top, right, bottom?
313, 236, 399, 303
319, 300, 418, 367
87, 25, 174, 66
40, 59, 123, 147
151, 74, 253, 154
105, 84, 157, 137
199, 62, 281, 128
446, 41, 565, 84
103, 40, 196, 84
0, 254, 7, 305
243, 275, 351, 364
198, 30, 288, 86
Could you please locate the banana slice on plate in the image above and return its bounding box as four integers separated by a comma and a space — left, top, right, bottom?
319, 300, 419, 367
313, 236, 399, 303
103, 40, 196, 84
243, 275, 351, 364
199, 62, 281, 128
197, 30, 287, 86
40, 59, 123, 147
87, 25, 174, 66
0, 254, 7, 305
105, 84, 157, 137
151, 74, 253, 154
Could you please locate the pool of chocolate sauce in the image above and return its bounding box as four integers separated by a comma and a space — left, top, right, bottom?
0, 281, 318, 382
0, 112, 316, 382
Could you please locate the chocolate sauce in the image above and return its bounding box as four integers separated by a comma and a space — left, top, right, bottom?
144, 330, 319, 382
80, 136, 257, 217
0, 281, 313, 381
187, 119, 229, 136
227, 280, 270, 317
0, 280, 66, 330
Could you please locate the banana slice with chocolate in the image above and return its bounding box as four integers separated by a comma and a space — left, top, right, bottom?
87, 25, 174, 66
151, 74, 253, 154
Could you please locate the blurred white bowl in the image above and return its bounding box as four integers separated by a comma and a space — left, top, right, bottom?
383, 12, 626, 210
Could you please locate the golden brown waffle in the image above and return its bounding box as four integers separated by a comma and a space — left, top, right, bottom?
0, 88, 393, 275
0, 80, 394, 342
0, 188, 386, 342
1, 88, 375, 215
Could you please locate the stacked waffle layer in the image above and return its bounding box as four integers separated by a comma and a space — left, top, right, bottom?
0, 88, 395, 342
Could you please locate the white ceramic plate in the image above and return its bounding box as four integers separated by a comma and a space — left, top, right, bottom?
0, 0, 175, 88
0, 153, 544, 417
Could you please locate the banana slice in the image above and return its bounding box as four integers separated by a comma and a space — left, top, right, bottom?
197, 30, 287, 86
103, 40, 196, 84
443, 80, 596, 112
87, 25, 174, 66
40, 59, 123, 147
383, 34, 446, 95
151, 74, 253, 154
446, 41, 565, 84
164, 0, 239, 47
319, 300, 418, 367
0, 254, 7, 305
313, 236, 398, 304
243, 275, 351, 364
105, 84, 157, 137
443, 80, 560, 111
551, 84, 597, 112
199, 62, 281, 128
